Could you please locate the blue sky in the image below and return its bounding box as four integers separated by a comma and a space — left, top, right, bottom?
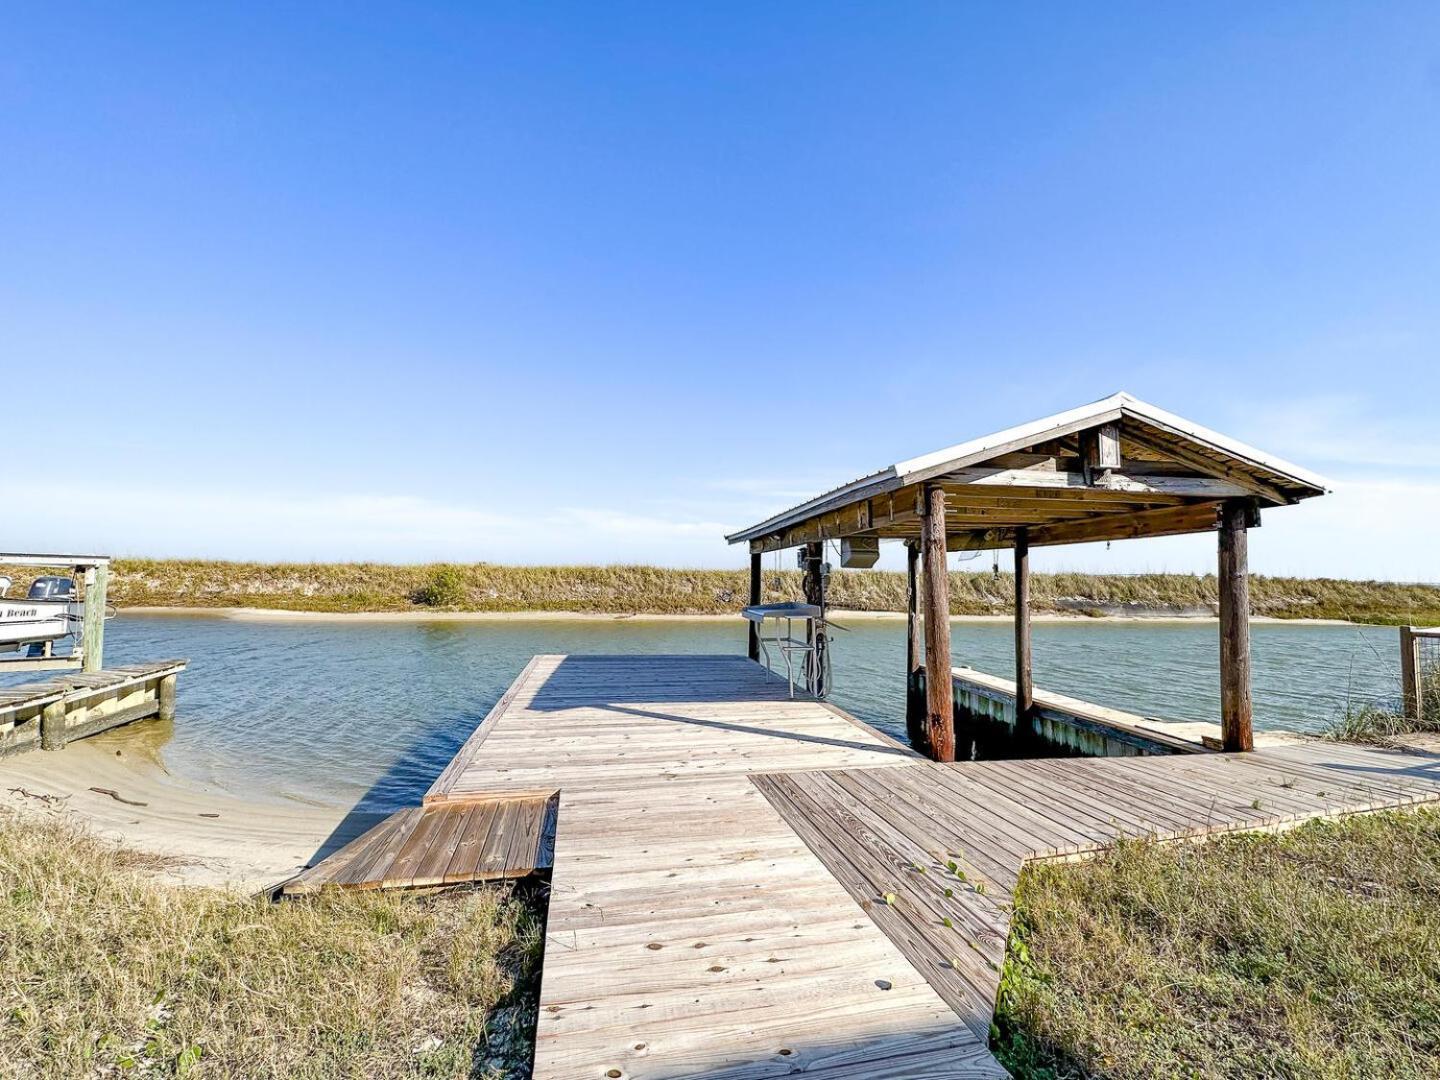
4, 3, 1438, 579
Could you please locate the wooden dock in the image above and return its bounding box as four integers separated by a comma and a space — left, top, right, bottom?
429, 654, 1001, 1079
755, 741, 1440, 1043
0, 660, 187, 756
297, 653, 1440, 1077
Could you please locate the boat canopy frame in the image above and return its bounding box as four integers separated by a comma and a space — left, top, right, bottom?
726, 392, 1330, 761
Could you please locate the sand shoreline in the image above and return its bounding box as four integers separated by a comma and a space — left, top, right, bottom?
0, 741, 381, 891
123, 605, 1357, 627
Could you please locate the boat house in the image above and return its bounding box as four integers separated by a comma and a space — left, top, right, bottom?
727, 392, 1329, 759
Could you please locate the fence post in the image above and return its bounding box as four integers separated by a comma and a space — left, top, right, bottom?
1401, 626, 1422, 721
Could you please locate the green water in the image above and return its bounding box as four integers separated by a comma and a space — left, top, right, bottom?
50, 613, 1403, 812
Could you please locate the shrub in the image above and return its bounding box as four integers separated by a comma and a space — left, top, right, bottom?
413, 565, 467, 608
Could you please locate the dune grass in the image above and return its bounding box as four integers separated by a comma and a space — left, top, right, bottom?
1327, 665, 1440, 745
7, 558, 1439, 624
994, 808, 1440, 1079
0, 813, 544, 1079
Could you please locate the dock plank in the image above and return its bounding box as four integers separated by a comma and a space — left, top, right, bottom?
348, 651, 1440, 1077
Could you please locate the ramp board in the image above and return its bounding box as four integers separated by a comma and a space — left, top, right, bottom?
282, 794, 556, 894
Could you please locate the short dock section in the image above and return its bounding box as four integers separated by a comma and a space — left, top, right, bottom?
952, 665, 1205, 757
0, 660, 187, 756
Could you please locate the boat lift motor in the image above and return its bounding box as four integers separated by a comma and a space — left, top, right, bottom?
839, 537, 880, 569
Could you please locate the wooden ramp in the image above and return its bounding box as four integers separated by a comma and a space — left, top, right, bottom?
428, 654, 1007, 1079
282, 794, 556, 894
754, 741, 1440, 1042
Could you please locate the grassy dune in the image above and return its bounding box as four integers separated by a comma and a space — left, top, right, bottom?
16, 558, 1440, 624
0, 815, 543, 1079
995, 808, 1440, 1078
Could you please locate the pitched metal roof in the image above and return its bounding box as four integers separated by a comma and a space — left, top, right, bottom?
726, 392, 1328, 546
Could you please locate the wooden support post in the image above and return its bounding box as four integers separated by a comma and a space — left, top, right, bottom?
1014, 528, 1033, 724
1401, 626, 1422, 721
904, 540, 926, 752
747, 552, 762, 662
1218, 500, 1253, 752
920, 483, 955, 762
158, 673, 178, 723
81, 563, 108, 673
41, 699, 66, 751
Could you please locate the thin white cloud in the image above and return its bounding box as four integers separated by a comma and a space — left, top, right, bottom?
1233, 393, 1440, 471
2, 481, 737, 566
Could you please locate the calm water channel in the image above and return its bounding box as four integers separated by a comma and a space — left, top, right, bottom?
26, 614, 1404, 813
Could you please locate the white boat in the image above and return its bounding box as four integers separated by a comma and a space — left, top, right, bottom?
0, 598, 80, 650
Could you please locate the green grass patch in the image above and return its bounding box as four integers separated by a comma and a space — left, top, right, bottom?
995, 809, 1440, 1078
0, 814, 544, 1078
6, 559, 1439, 623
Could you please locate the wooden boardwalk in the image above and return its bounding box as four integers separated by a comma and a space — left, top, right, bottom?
381, 653, 1440, 1078
429, 654, 1005, 1079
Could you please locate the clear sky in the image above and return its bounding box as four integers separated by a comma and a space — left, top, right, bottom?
4, 4, 1438, 580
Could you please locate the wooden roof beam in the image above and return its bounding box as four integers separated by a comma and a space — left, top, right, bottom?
753, 478, 1216, 552
1121, 427, 1292, 505
935, 502, 1234, 551
937, 466, 1252, 500
1026, 502, 1227, 547
747, 500, 876, 553
936, 487, 1187, 510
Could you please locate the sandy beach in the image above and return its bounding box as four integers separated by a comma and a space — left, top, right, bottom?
0, 740, 383, 891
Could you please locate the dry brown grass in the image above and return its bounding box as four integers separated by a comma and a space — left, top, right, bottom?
5, 559, 1437, 624
0, 812, 543, 1079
